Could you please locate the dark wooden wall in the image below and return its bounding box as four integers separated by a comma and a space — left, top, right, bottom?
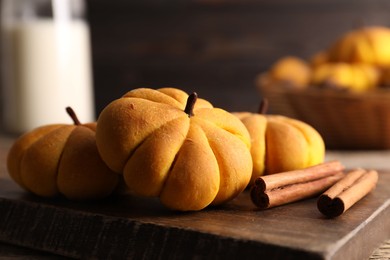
87, 0, 390, 115
1, 0, 390, 124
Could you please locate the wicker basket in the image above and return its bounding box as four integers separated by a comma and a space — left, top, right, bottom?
257, 75, 390, 150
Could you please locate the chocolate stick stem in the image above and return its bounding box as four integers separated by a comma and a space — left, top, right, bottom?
66, 107, 81, 125
317, 169, 378, 218
258, 98, 269, 114
184, 92, 198, 117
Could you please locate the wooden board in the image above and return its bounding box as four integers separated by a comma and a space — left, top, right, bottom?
0, 169, 389, 260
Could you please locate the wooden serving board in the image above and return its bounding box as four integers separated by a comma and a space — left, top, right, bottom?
0, 168, 389, 260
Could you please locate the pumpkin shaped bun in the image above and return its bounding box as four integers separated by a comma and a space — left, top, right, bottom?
96, 88, 253, 211
310, 62, 380, 91
233, 101, 325, 185
327, 26, 390, 67
267, 56, 311, 89
7, 108, 119, 200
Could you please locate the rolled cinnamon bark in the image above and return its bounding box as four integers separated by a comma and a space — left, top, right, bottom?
251, 161, 345, 209
254, 160, 345, 191
317, 169, 378, 218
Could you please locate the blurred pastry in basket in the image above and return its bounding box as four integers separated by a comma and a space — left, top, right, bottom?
379, 67, 390, 88
263, 56, 311, 89
258, 26, 390, 93
310, 62, 380, 92
310, 51, 329, 68
327, 26, 390, 67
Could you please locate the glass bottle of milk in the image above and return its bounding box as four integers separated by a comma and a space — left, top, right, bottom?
1, 0, 94, 134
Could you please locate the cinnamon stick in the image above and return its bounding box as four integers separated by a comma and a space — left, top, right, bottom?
317, 169, 378, 218
251, 161, 345, 209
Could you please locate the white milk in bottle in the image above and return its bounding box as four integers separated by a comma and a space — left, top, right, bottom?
1, 0, 94, 134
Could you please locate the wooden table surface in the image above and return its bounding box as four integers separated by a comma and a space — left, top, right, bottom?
0, 135, 389, 259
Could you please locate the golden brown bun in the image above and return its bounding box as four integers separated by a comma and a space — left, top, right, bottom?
233, 113, 325, 184
7, 120, 119, 200
96, 87, 252, 211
